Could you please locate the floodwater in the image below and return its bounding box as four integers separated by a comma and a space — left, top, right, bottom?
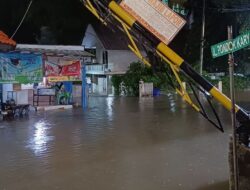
1, 93, 249, 190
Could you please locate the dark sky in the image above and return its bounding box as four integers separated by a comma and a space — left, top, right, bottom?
0, 0, 97, 45
0, 0, 247, 72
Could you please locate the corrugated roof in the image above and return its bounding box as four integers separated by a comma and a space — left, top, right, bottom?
16, 44, 94, 57
91, 24, 130, 50
0, 31, 16, 46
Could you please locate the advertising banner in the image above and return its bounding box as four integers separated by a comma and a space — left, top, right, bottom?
61, 61, 81, 76
45, 60, 81, 82
0, 53, 43, 84
47, 76, 81, 82
120, 0, 186, 44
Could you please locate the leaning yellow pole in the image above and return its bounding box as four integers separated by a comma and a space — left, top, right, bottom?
82, 0, 250, 145
107, 1, 248, 121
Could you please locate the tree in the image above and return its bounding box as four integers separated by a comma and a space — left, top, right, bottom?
112, 62, 169, 96
170, 0, 250, 73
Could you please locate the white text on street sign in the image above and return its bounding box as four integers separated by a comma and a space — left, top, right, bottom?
211, 31, 250, 58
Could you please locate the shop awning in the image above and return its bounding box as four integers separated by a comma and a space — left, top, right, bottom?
16, 44, 94, 58
0, 31, 16, 52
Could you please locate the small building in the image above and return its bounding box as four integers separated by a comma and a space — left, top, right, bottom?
82, 24, 144, 96
0, 31, 17, 104
0, 31, 16, 52
15, 44, 94, 106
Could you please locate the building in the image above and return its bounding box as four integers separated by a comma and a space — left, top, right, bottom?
82, 24, 144, 96
0, 31, 16, 52
0, 31, 16, 104
15, 44, 94, 106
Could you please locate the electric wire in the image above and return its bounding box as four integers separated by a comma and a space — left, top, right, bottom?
10, 0, 33, 39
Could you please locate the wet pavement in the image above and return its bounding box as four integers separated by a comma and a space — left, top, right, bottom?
1, 93, 248, 190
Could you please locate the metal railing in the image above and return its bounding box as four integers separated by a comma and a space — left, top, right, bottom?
86, 63, 114, 74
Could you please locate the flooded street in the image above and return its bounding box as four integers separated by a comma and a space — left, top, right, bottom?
1, 94, 249, 190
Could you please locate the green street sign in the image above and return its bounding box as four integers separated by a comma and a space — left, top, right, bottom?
211, 31, 250, 58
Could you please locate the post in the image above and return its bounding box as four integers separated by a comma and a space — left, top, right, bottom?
200, 0, 206, 75
139, 80, 144, 98
82, 64, 87, 110
182, 82, 186, 91
228, 25, 239, 190
218, 81, 223, 92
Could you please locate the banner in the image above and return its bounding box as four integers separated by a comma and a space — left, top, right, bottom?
45, 60, 81, 82
47, 76, 81, 82
0, 53, 43, 84
61, 61, 81, 76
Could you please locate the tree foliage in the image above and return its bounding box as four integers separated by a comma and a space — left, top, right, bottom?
170, 0, 250, 73
112, 62, 169, 96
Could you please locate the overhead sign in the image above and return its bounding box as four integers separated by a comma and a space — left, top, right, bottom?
211, 31, 250, 58
120, 0, 186, 45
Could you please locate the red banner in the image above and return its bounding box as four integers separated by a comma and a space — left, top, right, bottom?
61, 61, 81, 76
45, 61, 81, 77
45, 62, 61, 77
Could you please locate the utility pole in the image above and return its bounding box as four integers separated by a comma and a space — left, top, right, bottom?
200, 0, 206, 75
228, 25, 239, 190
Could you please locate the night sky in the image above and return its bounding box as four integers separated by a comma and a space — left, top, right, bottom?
0, 0, 248, 72
0, 0, 96, 45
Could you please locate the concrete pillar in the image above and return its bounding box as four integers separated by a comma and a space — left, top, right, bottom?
139, 80, 144, 98
218, 81, 223, 92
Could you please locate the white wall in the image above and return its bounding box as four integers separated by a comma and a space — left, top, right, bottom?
82, 24, 147, 96
82, 24, 145, 68
98, 77, 107, 95
2, 84, 13, 102
108, 50, 143, 73
82, 25, 105, 64
2, 84, 30, 104
16, 90, 29, 104
72, 85, 82, 106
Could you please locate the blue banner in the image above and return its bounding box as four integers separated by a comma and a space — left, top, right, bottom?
0, 52, 43, 83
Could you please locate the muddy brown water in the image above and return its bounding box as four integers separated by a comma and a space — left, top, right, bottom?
1, 93, 250, 190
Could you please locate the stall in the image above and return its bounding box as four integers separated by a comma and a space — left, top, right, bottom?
0, 51, 43, 118
16, 44, 94, 109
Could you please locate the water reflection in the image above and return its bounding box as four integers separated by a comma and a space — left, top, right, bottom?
106, 97, 114, 121
167, 93, 176, 113
27, 119, 54, 156
139, 97, 154, 112
0, 95, 244, 190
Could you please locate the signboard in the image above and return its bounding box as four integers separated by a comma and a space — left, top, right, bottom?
120, 0, 186, 45
0, 53, 43, 84
45, 60, 81, 77
45, 60, 81, 82
37, 88, 56, 96
211, 31, 250, 58
47, 76, 81, 82
61, 62, 81, 76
